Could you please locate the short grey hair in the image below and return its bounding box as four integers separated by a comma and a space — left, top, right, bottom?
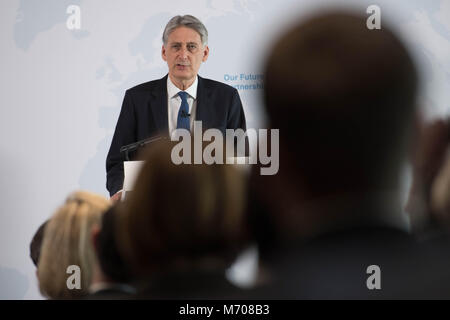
162, 15, 208, 46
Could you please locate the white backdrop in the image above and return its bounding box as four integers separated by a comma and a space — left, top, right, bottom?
0, 0, 448, 299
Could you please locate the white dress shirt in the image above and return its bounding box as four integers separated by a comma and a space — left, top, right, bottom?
167, 76, 198, 138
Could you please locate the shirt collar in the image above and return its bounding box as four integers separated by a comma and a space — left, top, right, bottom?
167, 75, 198, 100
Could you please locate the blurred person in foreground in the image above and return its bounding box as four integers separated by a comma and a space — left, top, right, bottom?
115, 140, 249, 299
38, 191, 110, 299
85, 206, 136, 299
248, 11, 450, 299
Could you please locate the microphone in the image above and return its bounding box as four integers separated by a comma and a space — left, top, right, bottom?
181, 110, 190, 118
120, 135, 166, 161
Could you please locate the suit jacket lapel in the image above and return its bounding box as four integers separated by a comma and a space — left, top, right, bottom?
149, 75, 169, 136
195, 75, 213, 129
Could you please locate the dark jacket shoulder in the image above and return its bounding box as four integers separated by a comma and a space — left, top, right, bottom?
125, 75, 237, 96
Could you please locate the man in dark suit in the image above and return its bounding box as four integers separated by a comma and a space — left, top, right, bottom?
106, 15, 246, 200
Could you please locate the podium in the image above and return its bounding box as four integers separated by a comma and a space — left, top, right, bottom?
121, 161, 145, 201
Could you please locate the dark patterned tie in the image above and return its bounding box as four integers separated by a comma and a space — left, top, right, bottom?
176, 91, 190, 130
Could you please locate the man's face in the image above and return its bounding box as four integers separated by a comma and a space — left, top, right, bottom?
162, 26, 209, 86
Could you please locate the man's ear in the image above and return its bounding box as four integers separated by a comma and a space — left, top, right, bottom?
161, 44, 167, 61
202, 45, 209, 62
91, 224, 101, 253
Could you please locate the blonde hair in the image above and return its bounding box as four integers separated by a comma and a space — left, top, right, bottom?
37, 191, 110, 299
